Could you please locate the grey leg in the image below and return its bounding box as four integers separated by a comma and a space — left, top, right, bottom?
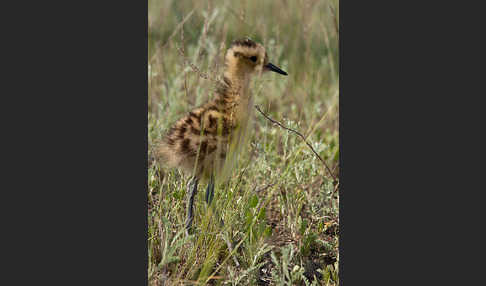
205, 174, 215, 205
185, 177, 199, 234
204, 174, 224, 227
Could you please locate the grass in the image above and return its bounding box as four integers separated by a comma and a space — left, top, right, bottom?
148, 0, 339, 284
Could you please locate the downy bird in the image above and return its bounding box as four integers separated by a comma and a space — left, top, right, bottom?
155, 38, 287, 232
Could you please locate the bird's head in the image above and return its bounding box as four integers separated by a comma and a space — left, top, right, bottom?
225, 38, 288, 77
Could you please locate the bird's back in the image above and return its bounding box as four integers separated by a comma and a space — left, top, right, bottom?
156, 87, 252, 183
155, 38, 286, 183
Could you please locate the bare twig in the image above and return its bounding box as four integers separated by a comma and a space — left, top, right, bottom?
255, 105, 338, 184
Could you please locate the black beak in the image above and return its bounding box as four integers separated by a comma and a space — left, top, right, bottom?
265, 62, 288, 76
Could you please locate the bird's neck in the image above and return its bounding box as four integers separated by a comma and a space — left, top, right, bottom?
223, 67, 252, 101
221, 68, 253, 124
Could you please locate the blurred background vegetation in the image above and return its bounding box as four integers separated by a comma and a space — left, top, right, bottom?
148, 0, 339, 285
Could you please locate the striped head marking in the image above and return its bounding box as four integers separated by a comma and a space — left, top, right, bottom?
226, 38, 288, 76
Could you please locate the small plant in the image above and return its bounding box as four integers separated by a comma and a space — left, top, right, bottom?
270, 244, 306, 285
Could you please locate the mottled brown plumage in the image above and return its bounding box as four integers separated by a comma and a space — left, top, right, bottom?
156, 38, 287, 183
154, 38, 287, 232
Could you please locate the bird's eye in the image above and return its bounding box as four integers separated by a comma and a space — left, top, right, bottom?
250, 56, 257, 62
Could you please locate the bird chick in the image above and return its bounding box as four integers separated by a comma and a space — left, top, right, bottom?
155, 38, 287, 232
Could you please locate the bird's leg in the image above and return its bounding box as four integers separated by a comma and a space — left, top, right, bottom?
185, 177, 199, 235
205, 173, 215, 205
204, 173, 225, 227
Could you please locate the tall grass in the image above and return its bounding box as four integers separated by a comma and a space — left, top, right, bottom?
148, 0, 339, 284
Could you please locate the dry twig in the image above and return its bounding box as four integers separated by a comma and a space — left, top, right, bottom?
255, 105, 338, 185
